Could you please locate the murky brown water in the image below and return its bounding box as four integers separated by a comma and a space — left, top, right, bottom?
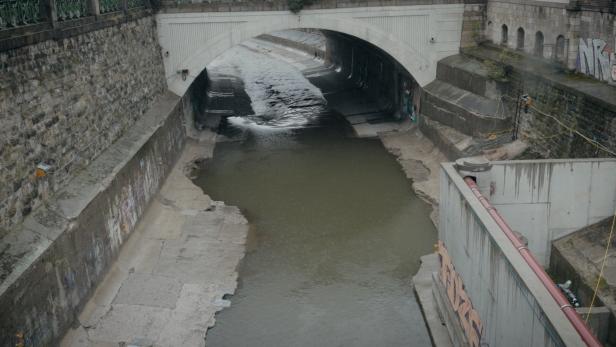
194, 124, 435, 347
194, 39, 435, 347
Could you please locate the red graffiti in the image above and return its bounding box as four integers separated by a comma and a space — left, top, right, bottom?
437, 240, 484, 347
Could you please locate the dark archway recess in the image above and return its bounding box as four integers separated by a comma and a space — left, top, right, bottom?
534, 31, 544, 57
517, 27, 525, 50
555, 35, 566, 62
191, 29, 421, 130
501, 24, 508, 45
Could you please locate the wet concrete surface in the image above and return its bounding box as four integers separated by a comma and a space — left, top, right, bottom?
195, 37, 436, 346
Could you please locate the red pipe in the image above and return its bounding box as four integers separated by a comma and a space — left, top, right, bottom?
463, 177, 601, 347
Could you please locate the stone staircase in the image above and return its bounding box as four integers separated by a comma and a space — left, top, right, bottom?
419, 54, 514, 159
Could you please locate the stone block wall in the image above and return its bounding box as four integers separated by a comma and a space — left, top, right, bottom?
508, 69, 616, 158
460, 3, 487, 48
486, 1, 572, 61
0, 16, 166, 231
486, 1, 616, 85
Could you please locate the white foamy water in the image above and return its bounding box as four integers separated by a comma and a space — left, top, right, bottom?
208, 39, 328, 129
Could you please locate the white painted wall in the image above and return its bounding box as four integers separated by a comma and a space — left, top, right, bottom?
156, 4, 465, 96
440, 163, 588, 347
488, 159, 616, 266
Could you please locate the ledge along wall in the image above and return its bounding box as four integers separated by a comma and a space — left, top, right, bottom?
437, 160, 616, 346
0, 90, 193, 346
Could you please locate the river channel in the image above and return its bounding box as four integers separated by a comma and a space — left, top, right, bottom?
193, 38, 436, 347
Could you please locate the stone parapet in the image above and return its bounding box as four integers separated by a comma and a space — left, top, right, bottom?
159, 0, 482, 13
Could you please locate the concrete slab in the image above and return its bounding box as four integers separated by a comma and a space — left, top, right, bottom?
86, 304, 172, 344
353, 121, 404, 138
113, 273, 183, 309
346, 113, 387, 125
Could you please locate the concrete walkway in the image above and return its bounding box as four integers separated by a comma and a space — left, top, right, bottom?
61, 136, 248, 346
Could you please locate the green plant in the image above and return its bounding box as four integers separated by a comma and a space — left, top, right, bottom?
596, 274, 608, 291
485, 48, 515, 81
471, 21, 482, 43
288, 0, 306, 13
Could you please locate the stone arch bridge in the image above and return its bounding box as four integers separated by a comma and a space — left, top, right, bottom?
156, 2, 470, 96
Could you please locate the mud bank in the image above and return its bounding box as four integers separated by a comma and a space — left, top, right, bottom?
379, 125, 447, 227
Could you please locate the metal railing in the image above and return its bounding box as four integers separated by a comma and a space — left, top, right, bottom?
0, 0, 42, 29
127, 0, 145, 9
0, 0, 147, 30
56, 0, 89, 21
100, 0, 122, 13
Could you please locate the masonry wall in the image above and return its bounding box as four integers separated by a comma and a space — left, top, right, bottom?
509, 68, 616, 158
486, 1, 572, 61
0, 16, 166, 230
486, 1, 616, 84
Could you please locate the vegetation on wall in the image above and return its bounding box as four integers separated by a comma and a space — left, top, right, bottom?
288, 0, 311, 13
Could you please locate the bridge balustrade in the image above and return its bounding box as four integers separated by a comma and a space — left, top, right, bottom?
0, 0, 146, 30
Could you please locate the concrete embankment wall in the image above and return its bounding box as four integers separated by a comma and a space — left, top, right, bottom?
439, 162, 590, 346
487, 159, 616, 266
0, 15, 166, 230
0, 91, 192, 346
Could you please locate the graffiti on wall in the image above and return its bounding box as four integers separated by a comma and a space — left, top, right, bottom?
437, 240, 484, 347
578, 38, 616, 83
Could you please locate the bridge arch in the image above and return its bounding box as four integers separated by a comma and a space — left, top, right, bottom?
156, 5, 465, 96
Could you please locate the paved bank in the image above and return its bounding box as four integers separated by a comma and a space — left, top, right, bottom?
62, 137, 248, 346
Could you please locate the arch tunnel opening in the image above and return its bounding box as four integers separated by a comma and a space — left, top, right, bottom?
185, 29, 437, 346
187, 29, 421, 135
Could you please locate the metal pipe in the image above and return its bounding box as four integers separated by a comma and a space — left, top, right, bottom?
463, 177, 602, 347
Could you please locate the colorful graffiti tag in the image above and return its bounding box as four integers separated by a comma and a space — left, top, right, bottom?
578, 38, 616, 83
437, 240, 484, 347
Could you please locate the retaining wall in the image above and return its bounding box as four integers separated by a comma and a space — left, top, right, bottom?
0, 91, 190, 346
487, 159, 616, 266
0, 15, 166, 230
439, 162, 588, 346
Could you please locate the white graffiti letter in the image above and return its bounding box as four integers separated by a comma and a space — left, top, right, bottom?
579, 38, 594, 76
593, 39, 610, 81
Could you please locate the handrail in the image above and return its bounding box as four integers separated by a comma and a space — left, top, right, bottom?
0, 0, 145, 31
463, 177, 602, 347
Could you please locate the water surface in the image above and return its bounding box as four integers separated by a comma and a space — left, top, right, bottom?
195, 39, 436, 347
194, 124, 435, 347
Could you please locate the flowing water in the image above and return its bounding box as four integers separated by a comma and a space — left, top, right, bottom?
193, 40, 436, 347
